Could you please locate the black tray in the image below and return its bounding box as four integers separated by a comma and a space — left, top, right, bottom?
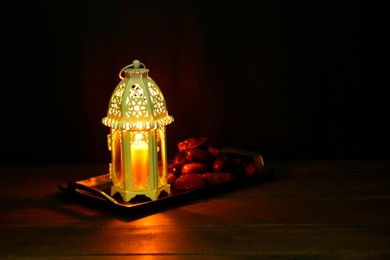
58, 149, 274, 215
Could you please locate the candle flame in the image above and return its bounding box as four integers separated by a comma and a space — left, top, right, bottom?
135, 133, 143, 142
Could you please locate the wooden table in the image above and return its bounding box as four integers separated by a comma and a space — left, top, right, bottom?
1, 160, 389, 258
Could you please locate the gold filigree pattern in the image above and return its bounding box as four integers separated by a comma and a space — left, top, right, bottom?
108, 83, 125, 117
148, 82, 167, 118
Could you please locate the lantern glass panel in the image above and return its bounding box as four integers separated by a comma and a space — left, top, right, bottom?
111, 129, 124, 189
130, 131, 150, 190
157, 128, 167, 187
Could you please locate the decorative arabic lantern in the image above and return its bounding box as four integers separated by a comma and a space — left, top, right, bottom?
102, 60, 174, 202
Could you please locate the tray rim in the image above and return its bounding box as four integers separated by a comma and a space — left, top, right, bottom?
58, 165, 274, 213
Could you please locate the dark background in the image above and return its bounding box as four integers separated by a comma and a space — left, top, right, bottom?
2, 0, 388, 164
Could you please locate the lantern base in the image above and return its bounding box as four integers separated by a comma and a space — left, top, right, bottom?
111, 184, 171, 202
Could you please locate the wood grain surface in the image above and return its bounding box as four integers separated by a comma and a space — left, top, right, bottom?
0, 160, 389, 258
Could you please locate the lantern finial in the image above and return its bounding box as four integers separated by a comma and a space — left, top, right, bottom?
132, 60, 141, 68
117, 60, 146, 79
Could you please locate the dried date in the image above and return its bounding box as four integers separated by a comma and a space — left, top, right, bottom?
168, 172, 177, 185
208, 146, 221, 157
202, 172, 236, 186
173, 173, 205, 191
181, 162, 209, 174
244, 162, 258, 176
172, 153, 187, 167
185, 149, 214, 164
177, 137, 208, 153
168, 162, 181, 177
212, 156, 227, 172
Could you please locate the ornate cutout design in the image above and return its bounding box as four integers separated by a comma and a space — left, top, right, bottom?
126, 84, 149, 119
148, 82, 167, 118
108, 83, 125, 117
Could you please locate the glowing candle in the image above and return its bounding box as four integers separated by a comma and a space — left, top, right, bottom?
131, 133, 149, 189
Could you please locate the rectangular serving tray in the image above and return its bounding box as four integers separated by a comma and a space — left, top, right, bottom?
58, 149, 274, 215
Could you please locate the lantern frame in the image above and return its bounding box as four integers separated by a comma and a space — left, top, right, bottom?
102, 60, 173, 202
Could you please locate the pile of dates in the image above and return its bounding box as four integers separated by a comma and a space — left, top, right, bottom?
168, 137, 264, 191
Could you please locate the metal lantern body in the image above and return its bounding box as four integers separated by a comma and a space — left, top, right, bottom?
102, 60, 174, 202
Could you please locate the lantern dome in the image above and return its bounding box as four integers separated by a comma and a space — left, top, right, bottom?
102, 60, 174, 130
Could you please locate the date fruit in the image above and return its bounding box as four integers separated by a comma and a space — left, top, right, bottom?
212, 156, 227, 172
185, 149, 214, 164
168, 162, 181, 177
208, 146, 221, 157
202, 172, 236, 186
168, 172, 177, 185
177, 137, 208, 153
173, 173, 205, 191
244, 162, 258, 176
181, 162, 209, 174
172, 152, 188, 168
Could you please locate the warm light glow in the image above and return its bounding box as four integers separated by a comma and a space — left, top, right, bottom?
135, 133, 143, 142
111, 130, 123, 189
103, 60, 173, 201
131, 134, 149, 190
